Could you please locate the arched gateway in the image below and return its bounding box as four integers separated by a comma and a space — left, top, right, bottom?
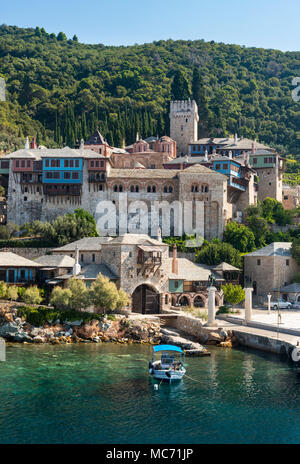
132, 284, 160, 314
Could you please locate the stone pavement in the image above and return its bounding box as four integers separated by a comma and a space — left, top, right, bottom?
226, 308, 300, 332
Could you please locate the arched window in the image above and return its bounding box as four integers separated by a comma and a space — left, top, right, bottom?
135, 185, 139, 192
169, 186, 173, 193
147, 186, 151, 193
191, 185, 198, 193
152, 186, 156, 193
114, 185, 118, 192
164, 186, 168, 193
119, 185, 123, 192
130, 185, 135, 192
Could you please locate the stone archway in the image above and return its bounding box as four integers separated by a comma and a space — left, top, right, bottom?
178, 294, 191, 307
193, 294, 206, 307
132, 284, 160, 314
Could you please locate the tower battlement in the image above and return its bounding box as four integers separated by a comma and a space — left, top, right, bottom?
170, 100, 198, 114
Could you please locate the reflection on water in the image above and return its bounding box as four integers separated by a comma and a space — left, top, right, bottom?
0, 343, 300, 444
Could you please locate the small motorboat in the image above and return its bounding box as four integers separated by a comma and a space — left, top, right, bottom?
149, 344, 186, 383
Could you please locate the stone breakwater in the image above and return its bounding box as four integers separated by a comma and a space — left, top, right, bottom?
0, 304, 161, 345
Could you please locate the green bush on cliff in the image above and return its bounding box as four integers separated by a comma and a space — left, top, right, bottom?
17, 305, 104, 326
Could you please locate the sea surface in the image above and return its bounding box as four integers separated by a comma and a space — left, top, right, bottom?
1, 342, 300, 444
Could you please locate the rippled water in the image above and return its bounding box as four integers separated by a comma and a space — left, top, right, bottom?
1, 343, 300, 444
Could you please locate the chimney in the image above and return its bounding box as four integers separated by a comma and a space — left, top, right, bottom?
30, 137, 37, 149
234, 133, 238, 145
242, 151, 246, 163
172, 244, 178, 275
228, 150, 232, 159
251, 141, 255, 154
25, 136, 29, 149
72, 245, 81, 276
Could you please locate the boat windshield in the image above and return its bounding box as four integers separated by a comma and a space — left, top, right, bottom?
161, 354, 175, 365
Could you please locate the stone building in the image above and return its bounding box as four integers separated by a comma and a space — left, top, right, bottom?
111, 136, 176, 169
170, 100, 199, 156
47, 233, 225, 313
5, 144, 229, 240
187, 135, 285, 202
282, 184, 300, 210
244, 242, 299, 303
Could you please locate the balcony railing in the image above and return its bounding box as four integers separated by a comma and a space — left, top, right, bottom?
137, 256, 162, 265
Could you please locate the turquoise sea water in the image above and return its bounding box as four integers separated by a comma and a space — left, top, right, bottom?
1, 342, 300, 444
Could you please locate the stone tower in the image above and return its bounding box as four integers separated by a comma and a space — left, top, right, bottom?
169, 100, 199, 157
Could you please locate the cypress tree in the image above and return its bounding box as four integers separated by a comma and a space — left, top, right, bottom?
192, 67, 210, 136
171, 70, 190, 100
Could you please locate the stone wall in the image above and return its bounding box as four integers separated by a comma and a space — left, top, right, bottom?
0, 247, 53, 259
244, 254, 299, 297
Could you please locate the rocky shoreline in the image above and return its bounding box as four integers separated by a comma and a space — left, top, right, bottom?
0, 303, 236, 352
0, 303, 161, 345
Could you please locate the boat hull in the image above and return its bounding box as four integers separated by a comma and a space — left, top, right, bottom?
150, 368, 186, 381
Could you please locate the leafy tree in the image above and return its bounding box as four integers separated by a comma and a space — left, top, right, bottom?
195, 241, 242, 268
67, 277, 89, 311
90, 274, 121, 313
245, 215, 270, 248
116, 288, 130, 310
222, 283, 245, 307
23, 286, 43, 305
72, 35, 78, 42
57, 32, 67, 42
50, 287, 72, 310
223, 221, 256, 253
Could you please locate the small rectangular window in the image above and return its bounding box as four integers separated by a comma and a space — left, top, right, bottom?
75, 160, 79, 168
215, 164, 221, 170
257, 259, 261, 265
286, 259, 289, 266
92, 254, 95, 262
16, 160, 19, 168
175, 281, 179, 289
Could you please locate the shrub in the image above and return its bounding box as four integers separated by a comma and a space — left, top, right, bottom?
6, 285, 19, 301
50, 287, 72, 310
0, 281, 7, 299
216, 305, 231, 314
23, 286, 43, 305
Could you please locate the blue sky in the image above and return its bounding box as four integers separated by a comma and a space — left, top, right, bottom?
1, 0, 299, 51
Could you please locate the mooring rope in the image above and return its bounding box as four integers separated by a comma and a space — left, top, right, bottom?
184, 374, 202, 383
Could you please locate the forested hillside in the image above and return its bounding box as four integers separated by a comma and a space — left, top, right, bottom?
0, 24, 299, 155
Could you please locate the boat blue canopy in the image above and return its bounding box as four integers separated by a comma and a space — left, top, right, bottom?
153, 345, 183, 353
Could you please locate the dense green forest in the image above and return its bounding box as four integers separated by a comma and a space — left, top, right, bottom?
0, 24, 299, 156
